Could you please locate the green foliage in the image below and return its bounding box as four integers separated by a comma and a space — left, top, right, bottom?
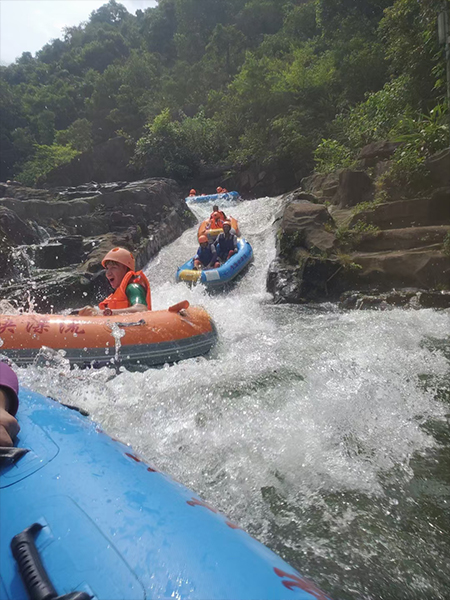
55, 118, 93, 152
335, 221, 380, 250
133, 109, 227, 180
314, 139, 355, 173
352, 198, 383, 214
17, 144, 80, 186
376, 104, 449, 198
0, 0, 448, 192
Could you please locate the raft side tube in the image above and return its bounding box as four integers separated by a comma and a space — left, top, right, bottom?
0, 389, 333, 600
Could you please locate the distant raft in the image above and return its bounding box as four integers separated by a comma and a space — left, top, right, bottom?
186, 191, 240, 203
0, 302, 217, 368
198, 217, 240, 240
176, 238, 253, 287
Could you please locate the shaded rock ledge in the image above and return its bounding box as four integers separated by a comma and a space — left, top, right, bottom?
267, 146, 450, 309
0, 178, 195, 312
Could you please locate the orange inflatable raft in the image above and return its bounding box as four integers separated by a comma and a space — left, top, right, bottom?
198, 217, 240, 241
0, 301, 217, 369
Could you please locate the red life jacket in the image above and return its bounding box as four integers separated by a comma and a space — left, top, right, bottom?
209, 211, 226, 229
99, 270, 152, 311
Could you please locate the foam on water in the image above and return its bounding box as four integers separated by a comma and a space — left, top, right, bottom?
17, 195, 450, 599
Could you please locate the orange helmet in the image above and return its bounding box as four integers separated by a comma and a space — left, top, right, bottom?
216, 187, 223, 193
222, 221, 231, 229
198, 235, 209, 244
102, 247, 135, 270
190, 189, 196, 195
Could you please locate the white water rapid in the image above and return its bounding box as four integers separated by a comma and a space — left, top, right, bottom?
18, 196, 450, 600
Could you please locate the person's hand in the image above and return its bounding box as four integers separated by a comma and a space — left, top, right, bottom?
0, 392, 19, 447
78, 306, 100, 316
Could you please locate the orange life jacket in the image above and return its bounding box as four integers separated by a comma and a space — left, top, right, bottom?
99, 270, 152, 311
209, 211, 226, 229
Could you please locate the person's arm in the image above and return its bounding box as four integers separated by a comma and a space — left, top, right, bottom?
0, 390, 19, 447
207, 245, 218, 267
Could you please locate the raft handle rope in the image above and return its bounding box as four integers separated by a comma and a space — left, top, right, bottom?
11, 522, 92, 600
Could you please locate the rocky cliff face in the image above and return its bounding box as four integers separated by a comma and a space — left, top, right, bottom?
0, 178, 195, 312
267, 146, 450, 309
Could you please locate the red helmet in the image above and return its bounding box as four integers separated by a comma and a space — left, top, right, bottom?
102, 247, 135, 270
216, 187, 223, 193
190, 189, 196, 195
198, 235, 209, 243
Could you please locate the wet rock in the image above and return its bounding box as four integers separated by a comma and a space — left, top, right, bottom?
340, 289, 450, 310
279, 199, 336, 259
0, 177, 196, 312
0, 206, 40, 246
32, 236, 85, 269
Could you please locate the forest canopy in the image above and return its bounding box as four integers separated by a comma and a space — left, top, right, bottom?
0, 0, 447, 187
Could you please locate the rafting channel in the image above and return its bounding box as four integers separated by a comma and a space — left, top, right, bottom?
17, 195, 450, 600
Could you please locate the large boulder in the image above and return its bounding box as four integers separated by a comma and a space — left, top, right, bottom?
333, 169, 374, 208
357, 140, 401, 167
0, 206, 40, 245
301, 171, 341, 200
354, 226, 450, 253
348, 189, 450, 230
350, 248, 450, 290
425, 148, 450, 187
279, 198, 336, 260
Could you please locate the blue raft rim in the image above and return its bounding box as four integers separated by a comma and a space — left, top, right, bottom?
0, 389, 333, 600
185, 191, 240, 203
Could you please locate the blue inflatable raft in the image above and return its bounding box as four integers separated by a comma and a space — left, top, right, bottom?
185, 191, 240, 203
0, 390, 333, 600
176, 238, 253, 286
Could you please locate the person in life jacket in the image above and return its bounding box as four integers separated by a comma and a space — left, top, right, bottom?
188, 189, 197, 196
78, 248, 151, 317
194, 235, 220, 270
207, 205, 227, 230
0, 362, 20, 447
215, 221, 238, 262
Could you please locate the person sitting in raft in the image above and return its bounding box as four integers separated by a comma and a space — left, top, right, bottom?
194, 235, 220, 270
78, 248, 151, 317
215, 221, 238, 263
0, 362, 20, 447
206, 205, 227, 231
216, 186, 228, 194
188, 189, 197, 197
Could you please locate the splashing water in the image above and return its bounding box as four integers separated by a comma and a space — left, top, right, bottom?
17, 196, 450, 600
